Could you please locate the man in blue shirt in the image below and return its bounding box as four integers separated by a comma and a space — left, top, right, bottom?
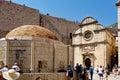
89, 66, 94, 80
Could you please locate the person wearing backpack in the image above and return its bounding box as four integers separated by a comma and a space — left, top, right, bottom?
75, 63, 80, 80
79, 64, 83, 80
66, 65, 73, 80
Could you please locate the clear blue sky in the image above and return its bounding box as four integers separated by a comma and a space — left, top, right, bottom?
12, 0, 117, 27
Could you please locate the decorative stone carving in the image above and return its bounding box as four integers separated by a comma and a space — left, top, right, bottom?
82, 44, 95, 52
82, 53, 96, 67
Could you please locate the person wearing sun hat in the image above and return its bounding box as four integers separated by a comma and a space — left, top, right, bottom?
12, 63, 20, 73
1, 65, 8, 72
2, 69, 20, 80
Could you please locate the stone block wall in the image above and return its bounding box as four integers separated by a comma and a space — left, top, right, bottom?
0, 40, 7, 67
8, 40, 31, 72
0, 1, 39, 31
94, 44, 106, 66
39, 14, 79, 45
19, 73, 67, 80
0, 1, 80, 45
54, 43, 68, 72
34, 40, 54, 72
68, 46, 74, 66
0, 38, 73, 73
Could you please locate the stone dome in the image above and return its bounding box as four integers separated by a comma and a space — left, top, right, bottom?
6, 25, 58, 40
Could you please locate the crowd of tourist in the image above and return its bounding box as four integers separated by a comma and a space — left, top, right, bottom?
0, 63, 21, 80
0, 62, 43, 80
1, 62, 120, 80
65, 63, 120, 80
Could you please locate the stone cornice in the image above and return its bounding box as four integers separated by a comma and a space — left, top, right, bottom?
72, 41, 107, 47
79, 21, 98, 27
94, 28, 106, 32
72, 33, 82, 36
72, 40, 115, 49
73, 28, 108, 36
94, 28, 114, 37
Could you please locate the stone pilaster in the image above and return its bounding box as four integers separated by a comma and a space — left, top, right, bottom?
30, 40, 35, 72
116, 0, 120, 66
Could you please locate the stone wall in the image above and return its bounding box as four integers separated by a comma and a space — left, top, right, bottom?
0, 1, 39, 34
40, 14, 79, 44
94, 44, 106, 66
54, 42, 68, 72
19, 73, 67, 80
0, 38, 73, 73
0, 40, 7, 67
34, 40, 54, 72
0, 1, 80, 45
7, 40, 31, 72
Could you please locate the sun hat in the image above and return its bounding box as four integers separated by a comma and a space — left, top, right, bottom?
2, 69, 20, 80
14, 63, 18, 65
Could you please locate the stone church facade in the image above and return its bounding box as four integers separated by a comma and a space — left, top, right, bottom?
72, 17, 117, 69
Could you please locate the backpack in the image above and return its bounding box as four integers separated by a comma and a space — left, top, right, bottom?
79, 66, 83, 73
68, 69, 73, 77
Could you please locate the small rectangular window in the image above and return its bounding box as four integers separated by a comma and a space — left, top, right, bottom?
69, 33, 72, 39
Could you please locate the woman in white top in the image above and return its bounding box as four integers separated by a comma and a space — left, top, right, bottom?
113, 66, 118, 79
98, 65, 103, 80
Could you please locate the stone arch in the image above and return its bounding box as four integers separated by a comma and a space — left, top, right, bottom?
85, 58, 91, 69
82, 52, 96, 69
80, 17, 98, 25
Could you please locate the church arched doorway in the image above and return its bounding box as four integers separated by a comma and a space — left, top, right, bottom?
85, 58, 91, 70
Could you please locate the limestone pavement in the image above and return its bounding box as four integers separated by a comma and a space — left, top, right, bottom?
92, 73, 120, 80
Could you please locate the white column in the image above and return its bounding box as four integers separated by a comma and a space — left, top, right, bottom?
117, 1, 120, 66
104, 43, 106, 67
118, 5, 120, 66
74, 47, 83, 67
30, 40, 35, 72
4, 39, 8, 65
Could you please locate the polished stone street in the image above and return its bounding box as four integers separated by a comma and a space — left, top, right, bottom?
92, 73, 120, 80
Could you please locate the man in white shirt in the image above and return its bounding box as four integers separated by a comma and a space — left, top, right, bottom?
1, 65, 8, 72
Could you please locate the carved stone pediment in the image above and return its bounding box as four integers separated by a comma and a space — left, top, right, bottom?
82, 52, 93, 56
82, 44, 95, 52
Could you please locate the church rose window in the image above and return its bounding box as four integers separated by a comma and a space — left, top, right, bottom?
84, 30, 93, 41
